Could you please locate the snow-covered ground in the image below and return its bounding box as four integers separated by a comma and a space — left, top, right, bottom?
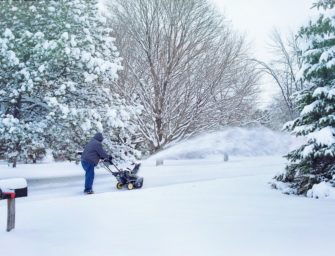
0, 156, 335, 256
0, 128, 334, 256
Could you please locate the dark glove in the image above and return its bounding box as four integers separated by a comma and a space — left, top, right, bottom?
108, 156, 113, 163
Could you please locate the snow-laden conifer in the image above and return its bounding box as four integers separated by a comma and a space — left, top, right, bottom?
0, 0, 140, 166
275, 0, 335, 194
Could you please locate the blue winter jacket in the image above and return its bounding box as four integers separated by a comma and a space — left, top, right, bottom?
81, 133, 109, 166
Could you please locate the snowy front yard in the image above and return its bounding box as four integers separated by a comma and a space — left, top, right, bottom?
0, 156, 334, 256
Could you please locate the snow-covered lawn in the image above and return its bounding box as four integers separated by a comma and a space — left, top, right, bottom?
0, 156, 334, 256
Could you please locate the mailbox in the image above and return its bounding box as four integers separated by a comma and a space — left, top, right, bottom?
0, 178, 28, 199
0, 178, 27, 232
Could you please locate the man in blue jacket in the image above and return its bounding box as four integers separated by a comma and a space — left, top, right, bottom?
81, 132, 112, 194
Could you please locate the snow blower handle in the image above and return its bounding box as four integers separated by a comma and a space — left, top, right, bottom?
104, 157, 122, 172
102, 157, 113, 165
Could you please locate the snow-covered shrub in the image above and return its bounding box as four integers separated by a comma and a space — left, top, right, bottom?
307, 181, 335, 199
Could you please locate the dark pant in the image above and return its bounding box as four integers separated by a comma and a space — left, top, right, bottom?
81, 160, 95, 192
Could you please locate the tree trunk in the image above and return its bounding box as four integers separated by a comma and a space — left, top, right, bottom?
12, 158, 17, 168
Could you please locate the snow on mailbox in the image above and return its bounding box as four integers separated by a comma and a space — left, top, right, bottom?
0, 178, 28, 232
0, 178, 28, 199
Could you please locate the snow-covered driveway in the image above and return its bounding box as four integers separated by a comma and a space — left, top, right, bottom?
4, 156, 284, 201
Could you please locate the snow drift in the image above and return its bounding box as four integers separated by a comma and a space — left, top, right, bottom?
150, 127, 296, 160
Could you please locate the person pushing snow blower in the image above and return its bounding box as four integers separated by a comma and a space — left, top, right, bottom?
80, 132, 143, 194
81, 132, 112, 194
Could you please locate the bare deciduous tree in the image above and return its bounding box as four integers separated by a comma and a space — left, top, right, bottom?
108, 0, 259, 152
254, 29, 304, 120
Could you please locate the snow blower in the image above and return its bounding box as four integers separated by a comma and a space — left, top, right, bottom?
102, 160, 143, 190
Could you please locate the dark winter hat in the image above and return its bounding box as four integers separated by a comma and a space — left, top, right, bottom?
94, 132, 104, 142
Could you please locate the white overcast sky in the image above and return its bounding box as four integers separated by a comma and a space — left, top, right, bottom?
211, 0, 317, 60
210, 0, 318, 105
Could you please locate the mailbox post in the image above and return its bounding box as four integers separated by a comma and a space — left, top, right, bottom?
0, 178, 28, 232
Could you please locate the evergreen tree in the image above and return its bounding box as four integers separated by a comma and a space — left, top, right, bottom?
275, 0, 335, 194
0, 0, 140, 166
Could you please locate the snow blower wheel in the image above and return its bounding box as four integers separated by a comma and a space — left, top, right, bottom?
127, 183, 134, 190
116, 182, 123, 189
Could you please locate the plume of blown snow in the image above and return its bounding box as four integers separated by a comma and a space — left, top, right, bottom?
149, 127, 300, 160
